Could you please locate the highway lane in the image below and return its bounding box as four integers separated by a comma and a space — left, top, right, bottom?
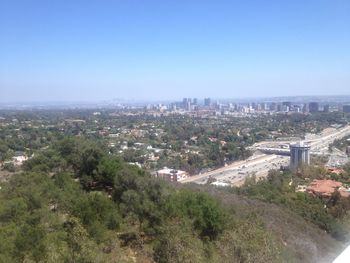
181, 125, 350, 185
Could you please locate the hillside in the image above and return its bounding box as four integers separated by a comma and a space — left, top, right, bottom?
191, 184, 345, 263
0, 137, 348, 262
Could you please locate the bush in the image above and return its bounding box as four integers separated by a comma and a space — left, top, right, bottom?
2, 162, 15, 172
165, 189, 227, 240
154, 220, 205, 263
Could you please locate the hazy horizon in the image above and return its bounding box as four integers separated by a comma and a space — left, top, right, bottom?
2, 95, 350, 106
1, 0, 350, 102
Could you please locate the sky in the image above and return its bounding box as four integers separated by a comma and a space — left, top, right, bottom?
0, 0, 350, 102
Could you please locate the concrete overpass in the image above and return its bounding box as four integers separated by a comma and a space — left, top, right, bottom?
182, 125, 350, 185
256, 147, 331, 156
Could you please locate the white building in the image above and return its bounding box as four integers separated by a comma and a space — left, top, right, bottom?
156, 167, 188, 182
211, 181, 231, 187
12, 152, 28, 165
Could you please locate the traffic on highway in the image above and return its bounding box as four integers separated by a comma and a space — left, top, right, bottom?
181, 125, 350, 186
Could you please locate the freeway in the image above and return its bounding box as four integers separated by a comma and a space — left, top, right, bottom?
181, 153, 289, 185
181, 125, 350, 185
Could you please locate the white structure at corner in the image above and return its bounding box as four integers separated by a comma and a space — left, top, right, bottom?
333, 245, 350, 263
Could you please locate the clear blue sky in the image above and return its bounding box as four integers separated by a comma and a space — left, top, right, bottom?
1, 0, 350, 102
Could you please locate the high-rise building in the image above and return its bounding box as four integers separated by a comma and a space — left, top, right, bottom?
204, 98, 211, 107
269, 102, 277, 111
186, 101, 191, 111
302, 103, 309, 113
323, 105, 330, 113
293, 105, 301, 112
309, 102, 319, 113
256, 103, 262, 111
182, 98, 188, 108
251, 102, 257, 110
282, 101, 292, 108
282, 105, 290, 112
343, 105, 350, 113
182, 98, 192, 109
262, 103, 268, 111
193, 98, 198, 105
290, 142, 311, 169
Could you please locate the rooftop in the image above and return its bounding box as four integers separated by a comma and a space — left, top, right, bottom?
306, 179, 350, 198
157, 167, 186, 175
290, 141, 311, 148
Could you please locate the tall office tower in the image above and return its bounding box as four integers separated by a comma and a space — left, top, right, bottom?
323, 105, 330, 113
193, 98, 198, 105
261, 103, 268, 111
269, 102, 277, 111
282, 105, 290, 112
293, 105, 301, 112
251, 102, 256, 110
309, 102, 319, 113
204, 98, 211, 107
256, 103, 262, 111
170, 103, 177, 111
343, 105, 350, 113
302, 103, 309, 113
186, 101, 191, 111
182, 98, 189, 109
282, 101, 292, 108
290, 142, 311, 169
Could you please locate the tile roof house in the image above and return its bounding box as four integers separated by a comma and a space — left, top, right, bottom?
306, 179, 350, 198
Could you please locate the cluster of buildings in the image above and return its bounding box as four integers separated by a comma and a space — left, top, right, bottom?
143, 98, 350, 116
289, 141, 350, 199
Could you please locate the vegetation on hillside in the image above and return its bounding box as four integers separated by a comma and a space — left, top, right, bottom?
235, 168, 350, 241
0, 137, 290, 262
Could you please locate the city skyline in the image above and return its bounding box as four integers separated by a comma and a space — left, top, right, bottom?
1, 0, 350, 102
2, 1, 350, 260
